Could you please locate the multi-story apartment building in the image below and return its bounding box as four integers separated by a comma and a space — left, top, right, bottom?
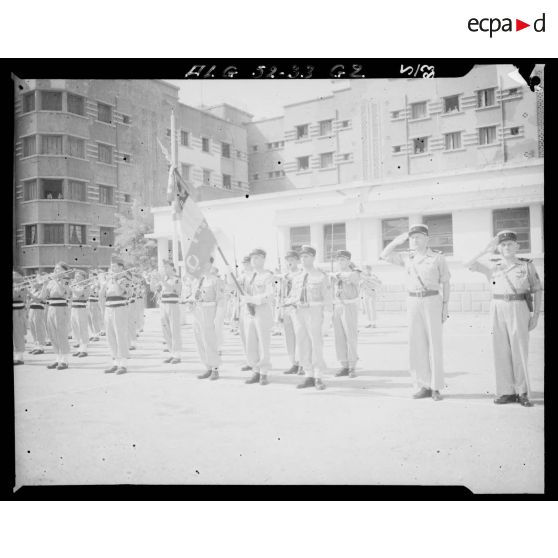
151, 65, 545, 312
13, 80, 250, 273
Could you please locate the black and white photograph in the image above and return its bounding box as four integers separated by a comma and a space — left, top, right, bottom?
10, 62, 545, 494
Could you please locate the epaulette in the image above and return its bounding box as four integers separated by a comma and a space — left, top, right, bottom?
518, 257, 532, 263
432, 249, 444, 254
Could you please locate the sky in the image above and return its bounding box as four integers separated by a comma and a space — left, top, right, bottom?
164, 79, 351, 120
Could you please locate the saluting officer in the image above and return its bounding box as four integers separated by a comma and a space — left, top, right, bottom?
241, 248, 275, 386
99, 257, 130, 375
285, 245, 333, 390
380, 225, 451, 401
13, 271, 28, 365
190, 256, 224, 380
466, 230, 543, 407
151, 260, 182, 364
40, 262, 73, 370
282, 250, 303, 375
238, 255, 254, 372
331, 250, 361, 377
28, 274, 48, 355
70, 269, 91, 358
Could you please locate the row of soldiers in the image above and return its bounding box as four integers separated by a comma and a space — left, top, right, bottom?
12, 261, 148, 372
13, 226, 542, 407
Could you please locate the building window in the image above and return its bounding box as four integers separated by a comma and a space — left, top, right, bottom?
290, 226, 311, 252
41, 135, 63, 155
296, 124, 309, 139
40, 91, 62, 111
222, 174, 232, 189
23, 179, 38, 201
180, 131, 189, 146
236, 150, 242, 158
68, 180, 86, 201
99, 226, 114, 247
392, 145, 402, 154
477, 88, 496, 108
98, 185, 114, 205
443, 95, 460, 113
202, 169, 211, 186
268, 172, 274, 179
340, 120, 350, 128
382, 217, 409, 250
423, 214, 453, 255
410, 102, 427, 119
510, 127, 520, 136
297, 156, 310, 171
67, 93, 85, 116
22, 92, 35, 113
69, 224, 86, 245
25, 224, 37, 245
202, 137, 210, 152
124, 194, 132, 203
479, 126, 497, 145
43, 224, 65, 244
252, 173, 259, 180
391, 110, 400, 119
98, 143, 113, 164
273, 142, 280, 148
97, 102, 112, 123
508, 88, 519, 96
267, 143, 273, 150
252, 145, 258, 152
444, 132, 462, 151
41, 179, 63, 199
122, 114, 131, 125
181, 164, 191, 181
22, 136, 36, 157
319, 119, 333, 136
320, 152, 334, 168
324, 223, 346, 261
342, 153, 351, 161
221, 142, 231, 158
493, 208, 530, 252
67, 136, 85, 158
413, 137, 428, 154
121, 153, 131, 164
280, 141, 285, 147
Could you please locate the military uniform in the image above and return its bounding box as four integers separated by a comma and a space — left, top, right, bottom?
212, 269, 226, 355
88, 275, 103, 339
469, 232, 542, 400
135, 277, 146, 334
332, 251, 360, 376
28, 279, 47, 354
281, 254, 302, 374
127, 276, 138, 349
244, 249, 275, 384
360, 269, 382, 327
286, 245, 333, 389
101, 263, 130, 374
382, 226, 451, 394
192, 272, 224, 378
70, 276, 91, 357
13, 273, 28, 365
238, 259, 254, 370
158, 271, 182, 362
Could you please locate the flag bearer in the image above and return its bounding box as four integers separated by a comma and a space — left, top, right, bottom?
191, 256, 224, 380
332, 250, 361, 378
151, 260, 182, 364
380, 225, 451, 401
241, 248, 275, 386
70, 269, 91, 358
282, 250, 303, 375
284, 245, 333, 390
100, 257, 131, 375
40, 262, 73, 370
28, 274, 47, 355
13, 271, 28, 365
465, 231, 543, 407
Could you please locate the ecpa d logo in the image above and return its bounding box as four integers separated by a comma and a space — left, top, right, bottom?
468, 13, 545, 37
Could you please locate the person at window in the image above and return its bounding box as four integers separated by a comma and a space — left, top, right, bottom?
46, 193, 53, 199
465, 230, 543, 407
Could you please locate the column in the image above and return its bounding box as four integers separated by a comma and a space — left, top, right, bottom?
310, 223, 324, 263
529, 204, 543, 255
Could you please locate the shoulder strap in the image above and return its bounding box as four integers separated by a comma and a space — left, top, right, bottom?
502, 267, 518, 295
410, 259, 428, 292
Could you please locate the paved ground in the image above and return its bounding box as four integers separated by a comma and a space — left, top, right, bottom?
14, 309, 544, 493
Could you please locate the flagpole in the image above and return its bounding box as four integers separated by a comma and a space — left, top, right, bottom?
170, 109, 180, 273
216, 246, 245, 296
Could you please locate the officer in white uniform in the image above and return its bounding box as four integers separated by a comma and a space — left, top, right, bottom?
331, 250, 361, 377
238, 255, 253, 371
381, 225, 451, 401
360, 265, 382, 328
281, 250, 303, 375
285, 245, 333, 390
466, 230, 542, 406
13, 271, 28, 365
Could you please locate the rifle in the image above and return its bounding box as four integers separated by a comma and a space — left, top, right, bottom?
216, 246, 255, 316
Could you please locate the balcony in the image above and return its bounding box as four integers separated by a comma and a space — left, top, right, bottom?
18, 199, 117, 226
18, 245, 113, 269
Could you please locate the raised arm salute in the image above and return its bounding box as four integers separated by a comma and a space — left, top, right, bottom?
467, 230, 543, 407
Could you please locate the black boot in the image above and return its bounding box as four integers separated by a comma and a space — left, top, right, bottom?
197, 369, 212, 379
494, 394, 518, 405
518, 393, 534, 407
245, 372, 261, 384
210, 369, 219, 381
413, 387, 432, 399
241, 365, 252, 371
284, 364, 299, 375
297, 377, 315, 389
335, 367, 349, 377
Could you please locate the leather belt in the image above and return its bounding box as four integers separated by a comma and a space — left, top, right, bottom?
493, 294, 527, 302
105, 302, 127, 308
30, 304, 45, 310
48, 298, 67, 307
89, 297, 99, 302
408, 290, 439, 297
13, 302, 25, 309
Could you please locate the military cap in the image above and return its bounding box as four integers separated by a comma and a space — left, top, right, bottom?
299, 245, 316, 257
408, 224, 429, 236
497, 230, 517, 243
335, 249, 352, 260
285, 250, 300, 260
249, 248, 267, 258
242, 255, 251, 264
